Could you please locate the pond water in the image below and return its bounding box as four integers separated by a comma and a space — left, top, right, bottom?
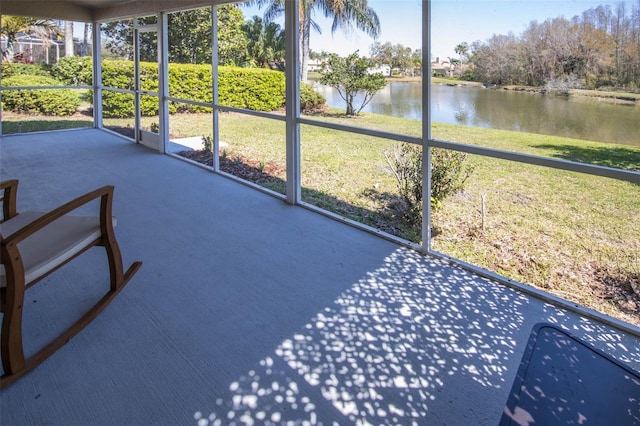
314, 82, 640, 147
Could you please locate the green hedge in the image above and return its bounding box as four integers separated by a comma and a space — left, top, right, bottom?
165, 63, 211, 114
218, 66, 284, 111
1, 75, 80, 116
1, 63, 52, 78
98, 61, 289, 117
51, 56, 93, 85
98, 60, 325, 117
2, 59, 325, 118
94, 60, 155, 117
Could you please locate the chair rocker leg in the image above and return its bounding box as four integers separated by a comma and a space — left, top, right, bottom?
1, 274, 27, 386
1, 183, 142, 388
0, 255, 141, 389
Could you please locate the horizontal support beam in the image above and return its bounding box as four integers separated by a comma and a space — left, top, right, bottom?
430, 138, 640, 184
1, 1, 93, 21
2, 0, 221, 22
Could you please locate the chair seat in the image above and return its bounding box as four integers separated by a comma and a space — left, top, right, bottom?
0, 211, 115, 287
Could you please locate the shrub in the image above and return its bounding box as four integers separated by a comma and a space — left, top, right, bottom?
166, 63, 212, 114
1, 75, 80, 116
51, 56, 93, 85
218, 67, 284, 111
1, 63, 51, 78
95, 60, 157, 117
47, 58, 317, 117
384, 143, 473, 225
460, 69, 476, 81
98, 60, 135, 118
384, 142, 423, 225
300, 82, 326, 112
101, 90, 135, 118
98, 60, 287, 117
201, 135, 213, 152
430, 148, 474, 210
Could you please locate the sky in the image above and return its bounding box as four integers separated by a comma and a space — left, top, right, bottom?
241, 0, 636, 60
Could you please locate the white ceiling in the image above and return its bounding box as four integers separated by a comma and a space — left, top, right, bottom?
2, 0, 224, 22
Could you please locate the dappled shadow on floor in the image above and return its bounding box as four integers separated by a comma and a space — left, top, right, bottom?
532, 143, 640, 172
194, 248, 639, 425
195, 249, 531, 424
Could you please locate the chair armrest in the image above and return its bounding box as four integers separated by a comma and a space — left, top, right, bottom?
0, 180, 19, 222
2, 185, 115, 247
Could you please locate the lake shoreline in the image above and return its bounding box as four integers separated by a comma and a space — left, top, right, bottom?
385, 76, 640, 105
314, 79, 638, 145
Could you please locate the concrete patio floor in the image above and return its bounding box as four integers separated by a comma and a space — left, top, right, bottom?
1, 129, 638, 425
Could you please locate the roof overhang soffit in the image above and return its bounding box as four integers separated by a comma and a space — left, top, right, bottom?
1, 1, 231, 23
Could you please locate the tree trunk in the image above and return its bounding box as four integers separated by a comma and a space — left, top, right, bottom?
300, 11, 312, 82
346, 93, 354, 116
82, 23, 90, 56
65, 20, 74, 57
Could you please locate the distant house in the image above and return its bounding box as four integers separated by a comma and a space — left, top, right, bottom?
367, 64, 391, 76
431, 58, 452, 76
307, 59, 323, 72
1, 34, 63, 64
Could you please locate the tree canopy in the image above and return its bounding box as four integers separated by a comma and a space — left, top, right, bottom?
461, 3, 640, 89
318, 51, 386, 116
369, 41, 416, 74
248, 0, 380, 82
242, 16, 285, 69
0, 16, 61, 62
100, 5, 249, 65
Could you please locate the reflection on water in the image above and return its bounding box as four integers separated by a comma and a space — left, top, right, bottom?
314, 82, 639, 147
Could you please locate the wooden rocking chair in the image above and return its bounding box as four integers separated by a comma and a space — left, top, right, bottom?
0, 180, 142, 388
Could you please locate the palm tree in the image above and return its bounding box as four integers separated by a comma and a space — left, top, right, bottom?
447, 57, 461, 77
243, 16, 285, 69
246, 0, 380, 82
1, 16, 61, 62
64, 20, 74, 57
81, 23, 91, 56
454, 42, 469, 63
263, 21, 286, 70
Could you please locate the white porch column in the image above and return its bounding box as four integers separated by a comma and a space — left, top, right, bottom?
285, 0, 301, 205
158, 12, 169, 154
422, 0, 432, 252
92, 21, 103, 129
211, 4, 220, 172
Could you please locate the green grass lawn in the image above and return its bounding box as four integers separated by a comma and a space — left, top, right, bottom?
3, 109, 639, 325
